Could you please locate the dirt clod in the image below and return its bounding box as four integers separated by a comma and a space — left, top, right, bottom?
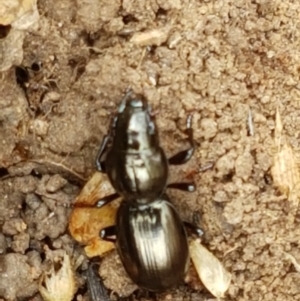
0, 253, 40, 300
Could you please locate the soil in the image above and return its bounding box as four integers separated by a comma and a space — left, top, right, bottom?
1, 0, 300, 300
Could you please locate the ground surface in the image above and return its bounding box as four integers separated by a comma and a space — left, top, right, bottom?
1, 0, 300, 300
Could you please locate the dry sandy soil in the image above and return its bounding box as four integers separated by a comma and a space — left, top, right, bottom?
1, 0, 300, 300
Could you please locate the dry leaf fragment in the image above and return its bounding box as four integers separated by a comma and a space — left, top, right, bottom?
189, 240, 231, 298
73, 171, 115, 206
130, 27, 171, 46
69, 172, 119, 257
272, 143, 300, 195
39, 252, 76, 301
271, 108, 300, 204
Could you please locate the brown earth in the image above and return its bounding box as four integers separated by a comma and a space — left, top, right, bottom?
1, 0, 300, 300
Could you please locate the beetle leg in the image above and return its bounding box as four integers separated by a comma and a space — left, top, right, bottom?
167, 182, 196, 192
95, 114, 118, 172
168, 114, 195, 165
95, 134, 110, 172
95, 192, 119, 208
183, 221, 204, 237
87, 263, 111, 301
100, 225, 117, 243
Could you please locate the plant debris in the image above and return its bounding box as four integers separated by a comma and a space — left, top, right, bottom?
189, 239, 231, 298
69, 172, 120, 257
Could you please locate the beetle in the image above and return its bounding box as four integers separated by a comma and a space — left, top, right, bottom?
95, 90, 196, 206
95, 91, 202, 292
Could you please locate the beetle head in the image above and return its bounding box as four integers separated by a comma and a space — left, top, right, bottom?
114, 92, 159, 152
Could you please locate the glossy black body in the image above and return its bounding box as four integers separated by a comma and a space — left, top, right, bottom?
97, 92, 168, 203
116, 195, 189, 292
96, 91, 198, 293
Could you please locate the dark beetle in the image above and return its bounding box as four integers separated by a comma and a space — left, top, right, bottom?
95, 90, 196, 206
95, 91, 201, 292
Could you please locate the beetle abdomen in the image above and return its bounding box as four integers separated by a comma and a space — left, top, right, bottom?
116, 197, 189, 291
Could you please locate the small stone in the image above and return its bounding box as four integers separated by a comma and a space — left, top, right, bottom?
11, 232, 30, 254
2, 218, 27, 236
46, 174, 68, 193
201, 118, 218, 139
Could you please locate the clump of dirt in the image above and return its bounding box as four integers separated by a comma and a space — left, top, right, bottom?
1, 0, 300, 300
